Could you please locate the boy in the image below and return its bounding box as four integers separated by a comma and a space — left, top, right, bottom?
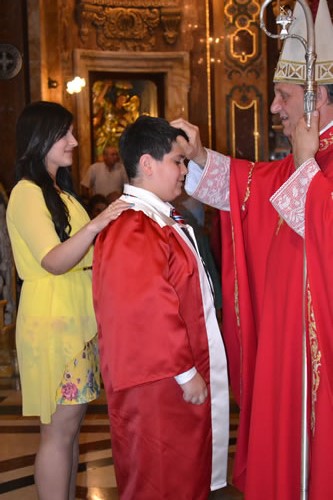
92, 116, 229, 499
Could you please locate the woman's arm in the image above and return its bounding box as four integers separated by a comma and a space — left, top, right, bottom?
41, 198, 132, 274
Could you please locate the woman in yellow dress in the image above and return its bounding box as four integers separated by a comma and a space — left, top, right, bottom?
6, 101, 131, 500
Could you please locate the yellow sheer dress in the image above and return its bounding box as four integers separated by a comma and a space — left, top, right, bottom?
6, 180, 100, 424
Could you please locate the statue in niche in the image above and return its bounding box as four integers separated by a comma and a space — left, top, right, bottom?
92, 80, 141, 160
91, 78, 159, 160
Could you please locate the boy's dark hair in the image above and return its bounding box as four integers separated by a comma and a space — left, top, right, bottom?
119, 115, 188, 180
15, 101, 79, 241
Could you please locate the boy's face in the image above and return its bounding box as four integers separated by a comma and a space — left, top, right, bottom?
149, 142, 188, 202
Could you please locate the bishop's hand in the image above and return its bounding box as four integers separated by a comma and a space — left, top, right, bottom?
170, 118, 208, 168
292, 110, 320, 168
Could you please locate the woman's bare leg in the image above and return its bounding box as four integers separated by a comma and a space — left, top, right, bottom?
68, 407, 87, 499
34, 403, 87, 500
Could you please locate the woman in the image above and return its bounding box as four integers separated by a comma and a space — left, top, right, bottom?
6, 101, 130, 500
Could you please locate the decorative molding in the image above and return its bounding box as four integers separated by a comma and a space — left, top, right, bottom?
224, 0, 261, 67
230, 27, 257, 64
0, 44, 22, 80
73, 49, 190, 176
160, 8, 181, 44
227, 84, 263, 161
80, 0, 180, 6
224, 58, 263, 80
79, 1, 182, 49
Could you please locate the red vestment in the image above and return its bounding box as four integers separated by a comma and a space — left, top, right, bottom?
92, 189, 229, 500
189, 126, 333, 499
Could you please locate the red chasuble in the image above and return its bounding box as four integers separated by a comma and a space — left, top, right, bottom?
93, 205, 228, 500
192, 126, 333, 500
303, 141, 333, 499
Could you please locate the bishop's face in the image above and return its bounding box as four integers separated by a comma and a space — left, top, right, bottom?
270, 83, 305, 140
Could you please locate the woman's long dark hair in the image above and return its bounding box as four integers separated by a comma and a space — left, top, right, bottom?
15, 101, 79, 241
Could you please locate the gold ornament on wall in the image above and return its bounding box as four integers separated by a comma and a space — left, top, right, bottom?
224, 0, 261, 67
160, 8, 181, 44
79, 0, 182, 50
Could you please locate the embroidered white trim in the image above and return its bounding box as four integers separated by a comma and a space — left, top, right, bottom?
270, 158, 320, 237
186, 149, 231, 211
274, 60, 333, 85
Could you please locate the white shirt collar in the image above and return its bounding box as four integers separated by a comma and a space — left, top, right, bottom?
123, 184, 174, 217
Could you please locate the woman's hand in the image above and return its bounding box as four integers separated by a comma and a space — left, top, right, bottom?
88, 198, 133, 235
42, 199, 132, 275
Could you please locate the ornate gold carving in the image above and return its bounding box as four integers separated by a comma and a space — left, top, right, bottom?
230, 28, 257, 64
79, 1, 181, 49
224, 0, 260, 66
81, 0, 180, 6
224, 0, 260, 25
160, 8, 181, 45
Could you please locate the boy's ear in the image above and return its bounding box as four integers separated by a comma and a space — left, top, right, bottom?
140, 153, 153, 176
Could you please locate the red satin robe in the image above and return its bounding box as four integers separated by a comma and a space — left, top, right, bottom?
92, 199, 229, 500
189, 126, 333, 499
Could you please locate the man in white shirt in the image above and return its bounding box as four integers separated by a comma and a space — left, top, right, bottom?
80, 145, 128, 198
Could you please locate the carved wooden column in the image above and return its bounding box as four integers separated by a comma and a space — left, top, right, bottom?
211, 0, 269, 161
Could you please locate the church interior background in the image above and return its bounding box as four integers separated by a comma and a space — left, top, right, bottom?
0, 0, 330, 498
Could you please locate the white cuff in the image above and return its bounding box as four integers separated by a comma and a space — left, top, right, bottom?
185, 161, 206, 195
174, 367, 197, 385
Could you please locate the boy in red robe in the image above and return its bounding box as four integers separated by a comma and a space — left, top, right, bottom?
92, 116, 229, 499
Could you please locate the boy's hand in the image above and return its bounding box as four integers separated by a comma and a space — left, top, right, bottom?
180, 372, 208, 405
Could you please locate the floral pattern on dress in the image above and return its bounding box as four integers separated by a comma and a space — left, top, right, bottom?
56, 335, 100, 405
